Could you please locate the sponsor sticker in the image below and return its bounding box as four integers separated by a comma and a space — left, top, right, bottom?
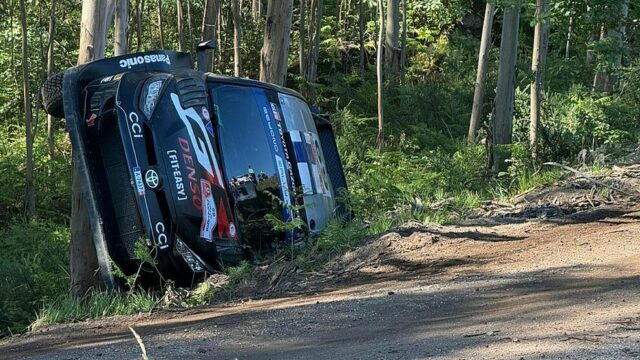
119, 54, 171, 69
205, 121, 214, 137
229, 223, 237, 238
199, 180, 217, 241
201, 107, 210, 121
133, 166, 145, 196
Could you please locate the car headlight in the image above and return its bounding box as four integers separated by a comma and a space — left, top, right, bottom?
140, 75, 169, 119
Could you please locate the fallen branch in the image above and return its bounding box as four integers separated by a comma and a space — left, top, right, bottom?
543, 162, 637, 198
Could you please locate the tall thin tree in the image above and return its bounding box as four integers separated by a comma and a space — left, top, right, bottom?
384, 0, 400, 75
72, 0, 116, 299
376, 0, 385, 151
358, 0, 366, 78
46, 0, 57, 161
201, 0, 219, 71
492, 0, 521, 171
231, 0, 243, 77
20, 0, 35, 220
530, 0, 549, 159
157, 0, 165, 48
307, 0, 323, 82
114, 0, 128, 55
468, 2, 496, 144
299, 0, 307, 76
177, 0, 186, 52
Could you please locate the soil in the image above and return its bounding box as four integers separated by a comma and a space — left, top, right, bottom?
3, 168, 640, 359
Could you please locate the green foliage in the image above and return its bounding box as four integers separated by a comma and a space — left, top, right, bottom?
31, 291, 157, 331
0, 221, 69, 336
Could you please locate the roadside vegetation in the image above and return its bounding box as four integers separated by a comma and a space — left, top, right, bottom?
1, 0, 639, 337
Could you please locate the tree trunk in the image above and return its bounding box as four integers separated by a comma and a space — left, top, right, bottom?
358, 0, 366, 78
260, 0, 294, 86
307, 0, 323, 82
492, 0, 521, 171
231, 0, 243, 77
468, 2, 495, 144
565, 15, 573, 59
46, 0, 57, 161
177, 0, 186, 52
136, 0, 144, 51
299, 0, 307, 76
73, 0, 115, 299
530, 0, 549, 159
114, 0, 128, 55
400, 0, 407, 84
202, 0, 219, 71
384, 0, 400, 75
376, 0, 384, 152
20, 0, 35, 220
593, 0, 629, 93
186, 0, 194, 58
157, 0, 165, 48
252, 0, 262, 21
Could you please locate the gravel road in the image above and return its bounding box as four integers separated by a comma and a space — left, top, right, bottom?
3, 206, 640, 359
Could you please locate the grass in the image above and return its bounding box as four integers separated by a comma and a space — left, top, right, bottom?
31, 291, 158, 331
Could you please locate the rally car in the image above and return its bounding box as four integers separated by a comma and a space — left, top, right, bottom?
42, 47, 347, 286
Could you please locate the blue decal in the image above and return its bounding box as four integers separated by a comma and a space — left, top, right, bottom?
205, 121, 214, 137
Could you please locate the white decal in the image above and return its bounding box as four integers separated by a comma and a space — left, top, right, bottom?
128, 112, 143, 138
275, 155, 292, 207
199, 180, 217, 241
133, 167, 145, 196
229, 223, 236, 237
155, 222, 169, 249
167, 150, 188, 201
170, 93, 225, 189
119, 54, 172, 69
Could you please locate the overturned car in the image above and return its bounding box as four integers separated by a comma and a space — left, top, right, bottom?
42, 49, 347, 286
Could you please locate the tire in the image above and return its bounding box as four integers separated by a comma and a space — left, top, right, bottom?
41, 71, 65, 118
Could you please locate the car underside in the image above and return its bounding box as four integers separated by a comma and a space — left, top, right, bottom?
42, 50, 348, 286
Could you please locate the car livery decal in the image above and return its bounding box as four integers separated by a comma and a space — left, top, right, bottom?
170, 93, 234, 239
252, 88, 296, 224
133, 166, 145, 196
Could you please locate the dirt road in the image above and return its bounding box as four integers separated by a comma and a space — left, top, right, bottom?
4, 206, 640, 359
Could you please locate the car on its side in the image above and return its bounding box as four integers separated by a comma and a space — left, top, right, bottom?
42, 49, 348, 286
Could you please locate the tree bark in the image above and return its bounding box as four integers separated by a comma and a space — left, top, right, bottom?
468, 2, 495, 144
376, 0, 384, 152
252, 0, 262, 21
177, 0, 186, 52
202, 0, 219, 71
530, 0, 549, 159
73, 0, 115, 299
114, 0, 128, 55
136, 0, 144, 51
400, 0, 407, 84
187, 0, 194, 57
299, 0, 307, 76
492, 0, 521, 171
593, 0, 629, 93
260, 0, 294, 86
46, 0, 57, 161
565, 15, 573, 59
358, 0, 366, 78
20, 0, 35, 220
157, 0, 165, 48
307, 0, 323, 82
231, 0, 243, 77
384, 0, 400, 75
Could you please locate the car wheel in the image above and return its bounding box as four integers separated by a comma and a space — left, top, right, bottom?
41, 71, 66, 118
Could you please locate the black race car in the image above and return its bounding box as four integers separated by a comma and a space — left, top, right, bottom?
42, 48, 347, 286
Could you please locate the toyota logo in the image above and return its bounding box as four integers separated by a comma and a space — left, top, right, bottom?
144, 169, 160, 189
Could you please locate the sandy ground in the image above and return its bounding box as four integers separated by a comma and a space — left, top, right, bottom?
3, 204, 640, 360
